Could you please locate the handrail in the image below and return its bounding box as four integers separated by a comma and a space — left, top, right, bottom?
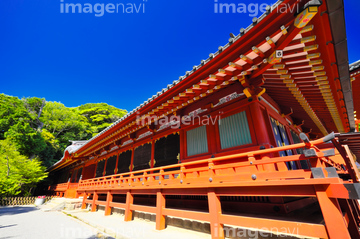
49, 182, 69, 191
78, 132, 342, 188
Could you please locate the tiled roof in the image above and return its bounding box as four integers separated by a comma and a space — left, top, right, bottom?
350, 60, 360, 72
49, 141, 88, 170
70, 0, 299, 155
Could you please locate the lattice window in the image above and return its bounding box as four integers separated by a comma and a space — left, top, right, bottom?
154, 133, 180, 167
117, 150, 132, 174
218, 111, 252, 150
105, 155, 117, 176
133, 143, 152, 171
187, 126, 208, 156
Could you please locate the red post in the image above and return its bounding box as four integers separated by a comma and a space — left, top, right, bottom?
156, 190, 166, 230
249, 99, 270, 146
124, 191, 134, 221
103, 158, 108, 177
249, 100, 276, 171
104, 191, 113, 216
179, 130, 185, 161
91, 192, 98, 212
114, 153, 119, 174
93, 162, 98, 178
207, 123, 217, 155
81, 193, 87, 209
151, 140, 155, 168
315, 185, 351, 238
130, 149, 134, 172
208, 189, 224, 239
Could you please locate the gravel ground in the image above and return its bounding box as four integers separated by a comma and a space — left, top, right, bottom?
0, 206, 105, 239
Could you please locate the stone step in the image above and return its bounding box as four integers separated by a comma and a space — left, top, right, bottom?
39, 198, 67, 212
40, 197, 83, 212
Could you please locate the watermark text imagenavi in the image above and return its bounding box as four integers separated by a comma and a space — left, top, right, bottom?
60, 0, 147, 17
136, 113, 221, 130
214, 0, 302, 17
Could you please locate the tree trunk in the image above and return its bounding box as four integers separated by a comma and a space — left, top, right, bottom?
28, 187, 33, 196
37, 99, 46, 131
6, 156, 10, 176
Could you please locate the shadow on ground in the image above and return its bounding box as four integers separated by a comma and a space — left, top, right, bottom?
0, 206, 38, 216
0, 224, 16, 229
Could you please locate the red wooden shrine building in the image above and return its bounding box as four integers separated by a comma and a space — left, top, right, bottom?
47, 0, 360, 238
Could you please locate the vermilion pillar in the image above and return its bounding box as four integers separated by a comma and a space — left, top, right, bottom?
315, 185, 351, 238
208, 189, 224, 239
91, 192, 98, 212
249, 99, 276, 171
249, 98, 271, 146
156, 190, 166, 230
104, 191, 113, 216
81, 193, 87, 209
124, 191, 134, 221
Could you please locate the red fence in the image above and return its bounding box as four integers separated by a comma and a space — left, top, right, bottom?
74, 133, 360, 239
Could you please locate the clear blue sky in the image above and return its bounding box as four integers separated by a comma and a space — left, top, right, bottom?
0, 0, 359, 111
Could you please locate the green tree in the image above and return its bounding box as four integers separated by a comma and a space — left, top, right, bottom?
77, 103, 127, 136
0, 94, 127, 169
0, 94, 34, 139
40, 102, 90, 149
5, 121, 47, 158
22, 97, 46, 130
38, 129, 62, 168
0, 94, 128, 195
0, 140, 47, 197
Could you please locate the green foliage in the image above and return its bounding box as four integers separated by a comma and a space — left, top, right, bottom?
38, 129, 61, 168
77, 103, 127, 136
0, 94, 34, 139
22, 97, 46, 130
0, 140, 47, 197
40, 102, 90, 149
0, 94, 127, 196
22, 97, 45, 117
5, 122, 47, 157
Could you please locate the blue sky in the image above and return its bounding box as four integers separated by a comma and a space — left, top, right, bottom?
0, 0, 359, 111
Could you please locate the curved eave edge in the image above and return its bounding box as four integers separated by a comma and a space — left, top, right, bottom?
47, 156, 78, 172
327, 0, 355, 132
46, 151, 72, 172
46, 158, 66, 172
46, 141, 88, 172
350, 60, 360, 72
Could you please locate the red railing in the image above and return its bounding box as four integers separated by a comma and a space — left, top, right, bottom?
76, 133, 360, 239
49, 182, 69, 191
78, 133, 348, 191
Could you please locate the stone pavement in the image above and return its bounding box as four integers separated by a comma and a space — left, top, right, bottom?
62, 209, 211, 239
0, 205, 210, 239
0, 206, 105, 239
0, 205, 309, 239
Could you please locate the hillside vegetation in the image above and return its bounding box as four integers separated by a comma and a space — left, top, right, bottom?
0, 94, 127, 196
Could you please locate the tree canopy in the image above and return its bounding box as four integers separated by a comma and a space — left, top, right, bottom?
0, 140, 47, 197
77, 103, 127, 136
0, 93, 127, 196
